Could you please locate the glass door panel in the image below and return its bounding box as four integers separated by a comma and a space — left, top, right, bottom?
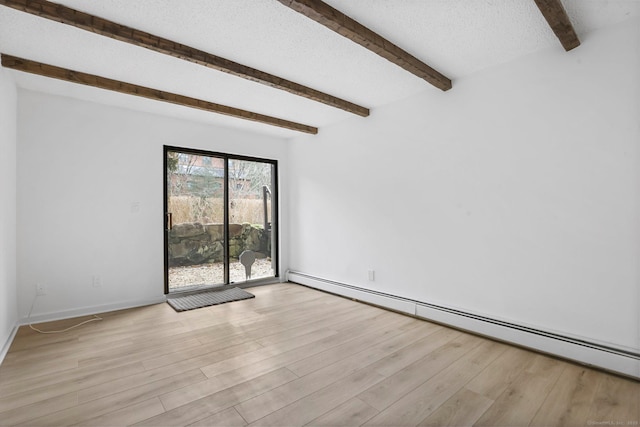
228, 159, 276, 283
166, 150, 226, 292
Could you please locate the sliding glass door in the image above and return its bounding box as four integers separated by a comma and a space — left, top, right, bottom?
164, 147, 277, 293
228, 159, 277, 283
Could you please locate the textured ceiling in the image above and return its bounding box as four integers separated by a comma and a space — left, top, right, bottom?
0, 0, 638, 138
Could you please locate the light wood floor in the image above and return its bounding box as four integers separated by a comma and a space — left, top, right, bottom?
0, 283, 638, 426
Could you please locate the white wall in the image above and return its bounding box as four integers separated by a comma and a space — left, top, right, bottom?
17, 91, 288, 321
0, 68, 18, 354
288, 19, 640, 353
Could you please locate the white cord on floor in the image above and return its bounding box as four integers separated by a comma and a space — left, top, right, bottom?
29, 315, 102, 334
27, 293, 103, 334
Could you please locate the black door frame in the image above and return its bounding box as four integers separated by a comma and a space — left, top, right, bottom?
163, 145, 279, 294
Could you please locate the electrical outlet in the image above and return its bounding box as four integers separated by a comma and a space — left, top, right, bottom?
36, 283, 47, 296
92, 275, 102, 288
368, 270, 375, 281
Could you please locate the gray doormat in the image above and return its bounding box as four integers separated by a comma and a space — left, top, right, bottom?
167, 287, 254, 312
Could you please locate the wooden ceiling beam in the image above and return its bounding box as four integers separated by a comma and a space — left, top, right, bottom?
533, 0, 580, 51
1, 54, 318, 134
277, 0, 452, 91
0, 0, 369, 117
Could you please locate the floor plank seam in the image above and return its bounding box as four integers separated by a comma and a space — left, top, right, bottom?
527, 364, 569, 425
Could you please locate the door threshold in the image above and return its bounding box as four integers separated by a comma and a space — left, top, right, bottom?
168, 284, 229, 296
168, 277, 280, 297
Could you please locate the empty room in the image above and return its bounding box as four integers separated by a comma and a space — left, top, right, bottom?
0, 0, 639, 426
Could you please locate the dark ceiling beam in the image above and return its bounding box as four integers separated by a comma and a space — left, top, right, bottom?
533, 0, 581, 51
0, 0, 369, 117
1, 54, 318, 134
276, 0, 451, 91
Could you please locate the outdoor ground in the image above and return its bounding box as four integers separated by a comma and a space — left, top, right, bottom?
169, 258, 274, 290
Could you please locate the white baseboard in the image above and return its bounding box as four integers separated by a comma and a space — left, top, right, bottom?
287, 271, 640, 380
20, 295, 167, 326
0, 323, 19, 366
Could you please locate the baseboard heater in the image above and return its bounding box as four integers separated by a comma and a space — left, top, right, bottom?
287, 270, 640, 380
